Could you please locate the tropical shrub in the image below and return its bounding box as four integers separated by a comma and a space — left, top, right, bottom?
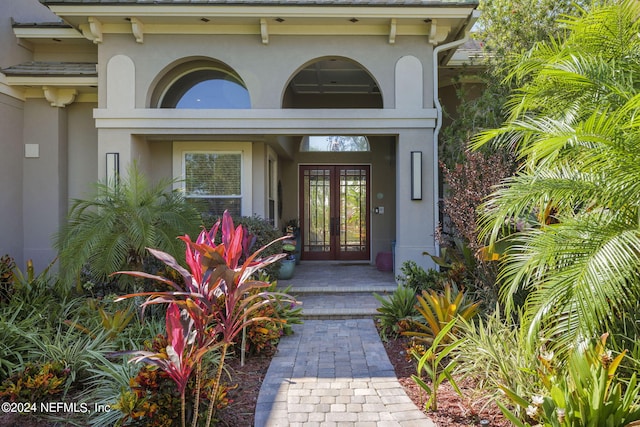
0, 255, 15, 304
113, 335, 232, 427
241, 280, 302, 355
403, 282, 479, 346
499, 334, 640, 427
114, 210, 298, 427
0, 311, 40, 379
81, 356, 139, 427
24, 324, 114, 392
396, 261, 446, 294
455, 309, 538, 413
411, 318, 465, 411
54, 163, 201, 292
373, 285, 418, 341
0, 361, 70, 402
234, 216, 284, 279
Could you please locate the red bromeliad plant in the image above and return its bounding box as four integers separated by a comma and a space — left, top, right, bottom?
114, 210, 297, 427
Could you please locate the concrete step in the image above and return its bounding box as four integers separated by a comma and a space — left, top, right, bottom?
287, 289, 397, 320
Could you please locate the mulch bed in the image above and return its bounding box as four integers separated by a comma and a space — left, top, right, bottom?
381, 335, 510, 427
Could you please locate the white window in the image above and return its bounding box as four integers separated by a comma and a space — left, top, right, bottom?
184, 152, 242, 218
174, 142, 252, 220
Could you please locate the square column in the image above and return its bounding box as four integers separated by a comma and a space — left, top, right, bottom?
395, 129, 438, 273
22, 99, 68, 270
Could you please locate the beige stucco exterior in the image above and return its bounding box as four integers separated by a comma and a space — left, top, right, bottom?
0, 0, 480, 273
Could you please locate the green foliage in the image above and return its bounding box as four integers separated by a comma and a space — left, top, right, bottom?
24, 324, 114, 392
441, 0, 585, 167
241, 279, 302, 355
473, 0, 640, 356
0, 309, 41, 379
373, 286, 418, 341
233, 215, 284, 279
396, 261, 446, 294
81, 356, 139, 427
477, 0, 582, 62
0, 263, 87, 380
0, 361, 70, 402
54, 162, 201, 292
404, 283, 479, 347
112, 336, 231, 427
455, 309, 538, 413
411, 318, 465, 411
498, 334, 640, 426
0, 255, 15, 304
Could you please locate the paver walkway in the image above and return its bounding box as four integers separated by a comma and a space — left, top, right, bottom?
254, 263, 436, 427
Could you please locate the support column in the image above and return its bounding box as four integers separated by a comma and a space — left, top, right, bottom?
22, 99, 68, 270
97, 129, 150, 181
395, 129, 437, 273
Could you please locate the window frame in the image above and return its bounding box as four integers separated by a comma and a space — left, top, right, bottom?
173, 142, 253, 217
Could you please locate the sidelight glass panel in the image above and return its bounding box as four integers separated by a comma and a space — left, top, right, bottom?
339, 168, 367, 253
303, 169, 331, 252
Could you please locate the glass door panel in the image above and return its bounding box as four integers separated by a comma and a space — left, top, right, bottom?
302, 168, 333, 259
300, 165, 369, 261
338, 168, 369, 260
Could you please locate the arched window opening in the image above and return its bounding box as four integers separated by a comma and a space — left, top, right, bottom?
300, 136, 370, 152
283, 58, 382, 108
154, 60, 250, 109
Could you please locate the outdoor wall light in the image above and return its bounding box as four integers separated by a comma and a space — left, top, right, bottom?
106, 152, 120, 185
411, 151, 422, 200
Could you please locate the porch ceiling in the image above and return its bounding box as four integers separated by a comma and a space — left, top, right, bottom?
289, 58, 379, 96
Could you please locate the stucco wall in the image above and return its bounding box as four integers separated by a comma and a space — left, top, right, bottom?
0, 0, 58, 267
0, 94, 25, 266
95, 34, 434, 110
22, 99, 67, 271
67, 103, 98, 200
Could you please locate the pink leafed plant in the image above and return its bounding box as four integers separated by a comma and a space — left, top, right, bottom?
114, 210, 298, 427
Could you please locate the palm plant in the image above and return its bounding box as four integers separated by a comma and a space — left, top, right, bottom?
54, 163, 201, 290
473, 0, 640, 355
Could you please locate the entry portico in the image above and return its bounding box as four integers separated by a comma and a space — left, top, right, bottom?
0, 0, 480, 272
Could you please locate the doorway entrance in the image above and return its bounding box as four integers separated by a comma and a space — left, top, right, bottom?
299, 165, 370, 261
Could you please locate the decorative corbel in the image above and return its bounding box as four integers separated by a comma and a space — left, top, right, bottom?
389, 18, 397, 44
87, 16, 103, 44
260, 18, 269, 44
428, 19, 449, 45
130, 17, 144, 43
43, 86, 77, 108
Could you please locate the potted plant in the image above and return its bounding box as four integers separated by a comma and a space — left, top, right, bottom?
284, 219, 301, 264
278, 237, 297, 280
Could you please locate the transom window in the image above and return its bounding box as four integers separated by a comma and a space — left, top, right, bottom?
183, 152, 242, 218
300, 136, 370, 152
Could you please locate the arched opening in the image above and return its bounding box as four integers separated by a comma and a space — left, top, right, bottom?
283, 57, 382, 108
150, 59, 250, 109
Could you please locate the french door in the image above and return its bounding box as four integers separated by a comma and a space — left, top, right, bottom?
300, 165, 370, 261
